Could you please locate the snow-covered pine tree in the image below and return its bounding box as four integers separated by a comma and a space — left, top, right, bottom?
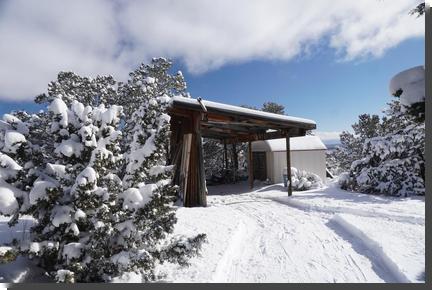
261, 101, 285, 115
0, 59, 206, 282
35, 72, 119, 108
11, 96, 125, 282
340, 76, 425, 196
326, 114, 382, 175
0, 111, 42, 228
121, 61, 205, 280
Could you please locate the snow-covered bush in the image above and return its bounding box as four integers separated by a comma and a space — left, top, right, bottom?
340, 66, 425, 197
340, 105, 425, 196
289, 167, 323, 191
0, 58, 206, 282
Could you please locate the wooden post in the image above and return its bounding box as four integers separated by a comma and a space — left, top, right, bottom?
196, 129, 207, 207
248, 141, 253, 189
184, 112, 207, 207
286, 134, 292, 196
223, 140, 228, 170
231, 143, 237, 183
180, 134, 192, 202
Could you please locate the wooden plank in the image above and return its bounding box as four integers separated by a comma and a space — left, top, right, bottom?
248, 141, 253, 189
185, 112, 207, 207
286, 134, 292, 196
196, 129, 207, 206
232, 143, 238, 182
180, 133, 192, 202
224, 140, 228, 170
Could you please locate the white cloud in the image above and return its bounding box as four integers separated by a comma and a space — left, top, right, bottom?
0, 0, 424, 100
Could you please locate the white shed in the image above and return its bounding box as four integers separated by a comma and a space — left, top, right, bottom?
251, 136, 327, 183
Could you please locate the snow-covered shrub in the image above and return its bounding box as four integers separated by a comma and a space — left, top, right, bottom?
340, 113, 425, 196
340, 66, 425, 197
290, 167, 323, 191
0, 58, 206, 282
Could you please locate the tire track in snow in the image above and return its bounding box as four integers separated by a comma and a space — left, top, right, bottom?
268, 196, 412, 282
225, 200, 382, 282
271, 197, 425, 225
211, 219, 248, 283
328, 214, 411, 283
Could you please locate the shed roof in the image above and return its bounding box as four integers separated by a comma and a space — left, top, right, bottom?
171, 96, 316, 127
169, 96, 316, 143
251, 136, 327, 152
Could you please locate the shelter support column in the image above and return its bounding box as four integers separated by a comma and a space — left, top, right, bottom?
286, 134, 292, 196
185, 112, 207, 207
231, 143, 238, 182
248, 141, 253, 189
223, 140, 228, 170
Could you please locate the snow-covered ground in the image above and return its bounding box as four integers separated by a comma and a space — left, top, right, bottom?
0, 180, 425, 283
160, 180, 425, 283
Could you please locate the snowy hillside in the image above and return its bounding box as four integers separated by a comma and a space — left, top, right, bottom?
0, 180, 425, 283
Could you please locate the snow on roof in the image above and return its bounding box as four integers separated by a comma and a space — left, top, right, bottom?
171, 96, 316, 127
389, 66, 425, 107
252, 136, 327, 152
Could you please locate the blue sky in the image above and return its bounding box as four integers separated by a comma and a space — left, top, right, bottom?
0, 0, 425, 141
176, 38, 425, 133
0, 37, 424, 134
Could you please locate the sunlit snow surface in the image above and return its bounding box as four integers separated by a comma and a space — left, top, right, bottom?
0, 180, 425, 283
160, 180, 424, 283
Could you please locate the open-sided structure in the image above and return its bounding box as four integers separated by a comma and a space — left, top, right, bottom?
168, 96, 316, 207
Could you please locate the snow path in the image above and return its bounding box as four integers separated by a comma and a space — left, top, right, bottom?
0, 181, 424, 283
161, 181, 424, 283
210, 199, 386, 282
329, 214, 410, 283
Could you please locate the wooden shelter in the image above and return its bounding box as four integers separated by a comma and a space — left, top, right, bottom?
168, 96, 316, 207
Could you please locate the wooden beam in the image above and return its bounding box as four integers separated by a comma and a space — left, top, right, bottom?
222, 128, 301, 144
248, 141, 253, 189
186, 112, 207, 207
180, 134, 192, 202
223, 140, 228, 170
286, 134, 292, 196
231, 143, 237, 182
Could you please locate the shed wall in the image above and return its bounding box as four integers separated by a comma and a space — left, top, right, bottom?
270, 150, 326, 183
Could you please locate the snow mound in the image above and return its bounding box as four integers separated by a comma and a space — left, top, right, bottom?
55, 137, 84, 158
29, 180, 56, 205
62, 243, 83, 263
48, 98, 69, 128
3, 131, 26, 153
120, 184, 155, 210
51, 205, 72, 227
0, 185, 19, 215
46, 164, 67, 179
389, 66, 425, 107
0, 153, 22, 179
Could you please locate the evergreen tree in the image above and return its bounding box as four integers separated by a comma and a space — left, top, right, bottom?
326, 114, 382, 175
261, 101, 285, 115
340, 93, 425, 196
0, 60, 206, 282
410, 2, 425, 17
